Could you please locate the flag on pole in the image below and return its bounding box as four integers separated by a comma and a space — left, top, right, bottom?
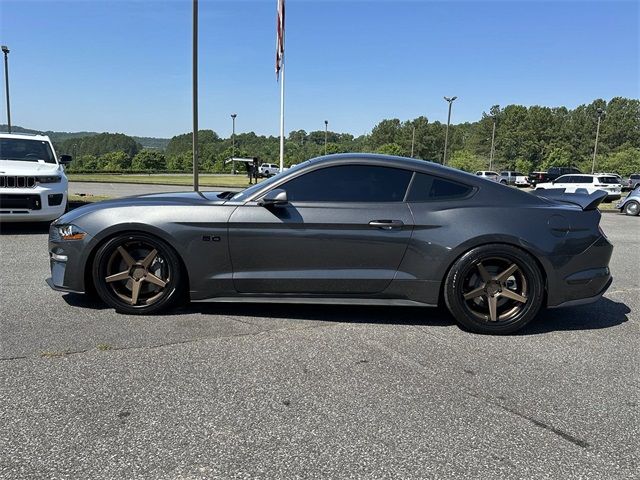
275, 0, 285, 79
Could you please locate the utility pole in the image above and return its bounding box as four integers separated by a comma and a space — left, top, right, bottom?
324, 120, 328, 155
411, 125, 416, 158
1, 46, 11, 133
591, 107, 604, 174
489, 116, 496, 170
192, 0, 199, 191
231, 113, 237, 174
443, 96, 457, 165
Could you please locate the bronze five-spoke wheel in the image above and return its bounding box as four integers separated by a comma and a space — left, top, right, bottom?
444, 245, 544, 334
93, 233, 184, 314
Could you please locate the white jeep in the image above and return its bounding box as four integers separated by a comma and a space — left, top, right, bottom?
258, 163, 281, 177
0, 133, 71, 222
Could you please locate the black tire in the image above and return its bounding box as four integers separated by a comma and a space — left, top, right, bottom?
500, 180, 507, 185
92, 232, 184, 314
623, 200, 640, 216
444, 244, 544, 334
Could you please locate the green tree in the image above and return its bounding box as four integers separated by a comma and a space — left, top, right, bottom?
100, 151, 131, 171
375, 143, 404, 156
598, 147, 640, 176
448, 150, 486, 172
131, 150, 166, 171
542, 147, 574, 169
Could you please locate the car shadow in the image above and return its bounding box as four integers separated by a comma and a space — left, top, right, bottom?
520, 297, 630, 335
60, 294, 630, 334
186, 302, 457, 328
61, 293, 109, 310
0, 221, 51, 235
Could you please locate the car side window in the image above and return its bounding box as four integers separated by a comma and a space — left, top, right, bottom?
281, 165, 412, 202
556, 175, 571, 183
406, 173, 472, 202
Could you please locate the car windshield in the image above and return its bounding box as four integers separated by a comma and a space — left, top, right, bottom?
231, 161, 309, 201
599, 176, 619, 184
0, 138, 56, 164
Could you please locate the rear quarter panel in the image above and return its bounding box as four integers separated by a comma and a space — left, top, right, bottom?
400, 193, 605, 306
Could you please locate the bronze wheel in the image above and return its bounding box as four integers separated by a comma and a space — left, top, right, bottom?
93, 233, 184, 314
460, 258, 529, 323
444, 245, 544, 334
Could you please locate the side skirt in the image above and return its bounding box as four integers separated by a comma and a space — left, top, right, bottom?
192, 296, 436, 307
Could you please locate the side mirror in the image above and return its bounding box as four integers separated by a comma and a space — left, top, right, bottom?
259, 188, 288, 207
59, 154, 72, 164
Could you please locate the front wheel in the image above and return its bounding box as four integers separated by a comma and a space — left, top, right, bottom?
623, 200, 640, 216
444, 245, 544, 334
92, 233, 184, 314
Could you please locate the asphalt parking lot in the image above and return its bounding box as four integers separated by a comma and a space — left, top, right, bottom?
0, 213, 638, 479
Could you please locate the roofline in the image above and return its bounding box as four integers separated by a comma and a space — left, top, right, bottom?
239, 153, 525, 202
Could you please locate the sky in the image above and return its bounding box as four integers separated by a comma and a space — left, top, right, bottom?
0, 0, 638, 139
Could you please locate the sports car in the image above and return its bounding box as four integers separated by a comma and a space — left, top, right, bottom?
47, 154, 613, 334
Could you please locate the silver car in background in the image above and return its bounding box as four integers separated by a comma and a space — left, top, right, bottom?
617, 185, 640, 216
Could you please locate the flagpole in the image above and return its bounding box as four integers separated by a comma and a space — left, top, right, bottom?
279, 56, 285, 171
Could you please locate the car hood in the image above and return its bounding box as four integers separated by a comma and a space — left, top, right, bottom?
55, 191, 231, 225
0, 159, 62, 175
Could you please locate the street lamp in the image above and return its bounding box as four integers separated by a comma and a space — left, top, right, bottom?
192, 0, 199, 192
231, 113, 237, 174
410, 125, 416, 158
489, 115, 497, 170
442, 96, 457, 165
324, 120, 328, 155
591, 107, 605, 174
1, 45, 11, 133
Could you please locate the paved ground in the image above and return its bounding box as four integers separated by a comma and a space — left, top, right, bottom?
69, 182, 242, 197
0, 214, 638, 479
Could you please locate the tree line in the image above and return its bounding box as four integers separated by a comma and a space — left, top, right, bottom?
59, 96, 640, 176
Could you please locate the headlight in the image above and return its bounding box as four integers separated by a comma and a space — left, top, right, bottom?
56, 224, 87, 241
37, 175, 62, 184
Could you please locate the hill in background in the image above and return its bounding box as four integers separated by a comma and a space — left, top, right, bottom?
0, 125, 170, 150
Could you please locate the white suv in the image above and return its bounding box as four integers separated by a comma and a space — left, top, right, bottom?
475, 171, 499, 182
259, 163, 281, 177
0, 133, 71, 222
535, 174, 622, 202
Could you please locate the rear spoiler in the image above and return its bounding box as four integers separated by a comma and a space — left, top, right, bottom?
530, 188, 607, 211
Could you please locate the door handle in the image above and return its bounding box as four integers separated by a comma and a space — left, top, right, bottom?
369, 219, 404, 230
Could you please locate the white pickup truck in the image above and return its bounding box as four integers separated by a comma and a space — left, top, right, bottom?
0, 132, 71, 222
258, 163, 281, 177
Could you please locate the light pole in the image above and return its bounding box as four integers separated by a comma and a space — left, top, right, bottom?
410, 125, 416, 158
324, 120, 328, 155
1, 45, 11, 133
489, 115, 496, 170
231, 113, 237, 174
192, 0, 199, 192
442, 96, 457, 165
591, 107, 604, 174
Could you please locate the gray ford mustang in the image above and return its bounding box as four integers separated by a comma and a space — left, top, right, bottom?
47, 154, 613, 334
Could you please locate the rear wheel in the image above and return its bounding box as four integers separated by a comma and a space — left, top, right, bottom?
623, 200, 640, 216
92, 233, 184, 314
444, 245, 544, 334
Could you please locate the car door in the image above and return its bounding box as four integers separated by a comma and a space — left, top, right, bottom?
554, 175, 575, 192
573, 176, 593, 194
227, 164, 415, 295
